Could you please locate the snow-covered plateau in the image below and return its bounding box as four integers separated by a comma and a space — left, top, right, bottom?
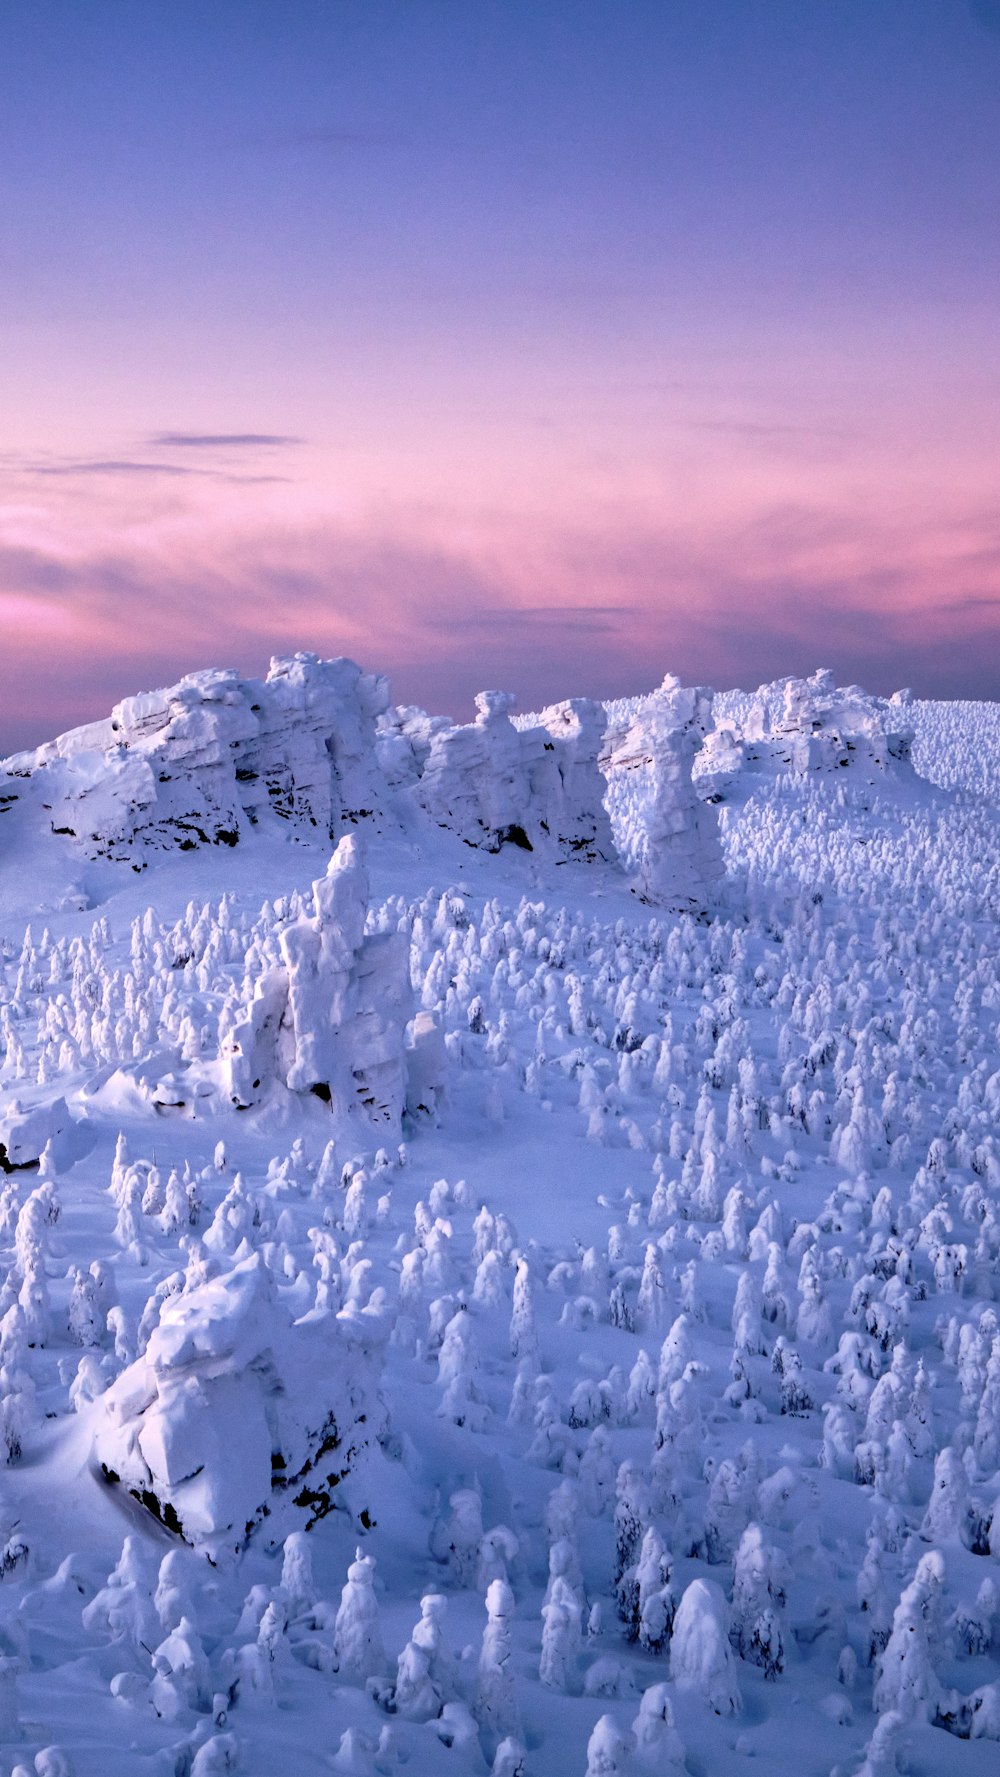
0, 656, 997, 1776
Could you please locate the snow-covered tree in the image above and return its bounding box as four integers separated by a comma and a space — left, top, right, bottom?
540, 1574, 582, 1693
474, 1578, 520, 1748
630, 1683, 686, 1771
584, 1712, 634, 1777
334, 1549, 385, 1683
873, 1551, 946, 1720
393, 1594, 453, 1721
670, 1578, 741, 1713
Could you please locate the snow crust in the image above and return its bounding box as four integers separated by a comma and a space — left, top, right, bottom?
0, 661, 996, 1776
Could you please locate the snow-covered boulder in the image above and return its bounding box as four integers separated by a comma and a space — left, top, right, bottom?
0, 1096, 78, 1171
95, 1251, 387, 1556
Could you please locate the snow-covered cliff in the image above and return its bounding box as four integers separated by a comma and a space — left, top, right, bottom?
2, 654, 390, 857
381, 689, 615, 861
2, 652, 725, 911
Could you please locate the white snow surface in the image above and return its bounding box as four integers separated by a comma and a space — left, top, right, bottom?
0, 659, 995, 1775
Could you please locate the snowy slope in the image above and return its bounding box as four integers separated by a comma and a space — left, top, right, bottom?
0, 663, 996, 1776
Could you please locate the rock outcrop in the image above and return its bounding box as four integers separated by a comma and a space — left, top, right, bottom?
602, 677, 724, 912
3, 653, 390, 857
379, 691, 615, 861
698, 670, 915, 797
3, 657, 622, 873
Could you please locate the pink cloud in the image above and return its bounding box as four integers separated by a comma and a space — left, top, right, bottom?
1, 473, 997, 756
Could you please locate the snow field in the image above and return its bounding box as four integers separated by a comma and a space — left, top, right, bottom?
0, 672, 995, 1774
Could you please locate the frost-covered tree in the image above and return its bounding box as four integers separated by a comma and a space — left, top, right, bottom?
613, 1461, 649, 1590
658, 1309, 694, 1388
584, 1713, 634, 1777
473, 1577, 520, 1750
154, 1549, 196, 1635
509, 1257, 538, 1360
774, 1338, 813, 1416
633, 1527, 675, 1652
190, 1734, 240, 1775
491, 1738, 526, 1777
855, 1710, 905, 1777
436, 1304, 488, 1430
393, 1594, 453, 1721
539, 1575, 582, 1692
0, 1303, 38, 1461
731, 1271, 766, 1357
579, 1426, 616, 1516
81, 1535, 155, 1649
873, 1551, 946, 1720
478, 1525, 519, 1593
950, 1577, 999, 1658
635, 1245, 667, 1333
150, 1615, 211, 1718
630, 1683, 686, 1772
278, 1531, 314, 1620
799, 1251, 838, 1343
703, 1457, 752, 1565
731, 1523, 787, 1677
920, 1446, 972, 1547
625, 1348, 656, 1421
430, 1486, 484, 1586
670, 1578, 741, 1714
67, 1268, 103, 1347
334, 1549, 385, 1683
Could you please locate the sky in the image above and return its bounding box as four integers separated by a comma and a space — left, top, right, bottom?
1, 0, 999, 750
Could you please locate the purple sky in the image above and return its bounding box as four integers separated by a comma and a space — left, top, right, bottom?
2, 1, 999, 751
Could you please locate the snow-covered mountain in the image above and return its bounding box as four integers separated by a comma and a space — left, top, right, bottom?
0, 658, 997, 1776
